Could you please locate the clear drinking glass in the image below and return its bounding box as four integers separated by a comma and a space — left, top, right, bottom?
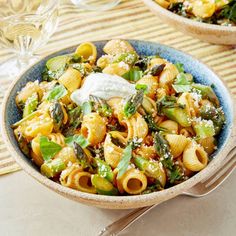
0, 0, 59, 78
71, 0, 121, 11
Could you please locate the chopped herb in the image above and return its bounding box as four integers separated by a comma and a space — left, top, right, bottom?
39, 136, 62, 161
122, 69, 143, 82
65, 135, 89, 148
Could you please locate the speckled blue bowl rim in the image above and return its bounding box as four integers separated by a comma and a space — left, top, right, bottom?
2, 40, 236, 209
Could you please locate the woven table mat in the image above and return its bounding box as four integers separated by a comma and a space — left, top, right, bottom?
0, 0, 235, 175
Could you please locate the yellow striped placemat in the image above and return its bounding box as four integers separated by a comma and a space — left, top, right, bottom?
0, 0, 235, 175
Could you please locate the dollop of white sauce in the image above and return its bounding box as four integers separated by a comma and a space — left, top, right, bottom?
71, 73, 135, 105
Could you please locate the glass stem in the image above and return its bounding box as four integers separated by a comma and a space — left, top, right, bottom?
16, 35, 34, 70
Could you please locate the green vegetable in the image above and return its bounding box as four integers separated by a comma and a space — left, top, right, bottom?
15, 131, 30, 156
96, 159, 114, 182
113, 52, 138, 65
157, 96, 185, 114
148, 64, 165, 76
154, 132, 183, 184
89, 95, 112, 117
219, 0, 236, 23
81, 101, 93, 115
49, 102, 64, 132
65, 135, 89, 148
23, 93, 38, 118
135, 84, 148, 93
91, 174, 118, 196
200, 105, 225, 135
144, 114, 167, 132
134, 55, 159, 71
172, 73, 192, 93
134, 156, 162, 179
73, 142, 92, 170
46, 55, 70, 72
45, 84, 68, 101
68, 106, 82, 128
142, 180, 163, 194
42, 67, 65, 82
124, 90, 144, 118
69, 53, 82, 64
175, 63, 184, 73
163, 107, 191, 127
11, 111, 41, 128
41, 158, 66, 178
192, 83, 219, 106
117, 144, 132, 179
122, 69, 143, 82
194, 121, 215, 139
39, 136, 62, 161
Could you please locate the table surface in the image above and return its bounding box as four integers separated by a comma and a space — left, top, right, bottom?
0, 0, 236, 236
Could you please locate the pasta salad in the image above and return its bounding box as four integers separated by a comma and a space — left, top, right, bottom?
154, 0, 236, 26
12, 39, 225, 196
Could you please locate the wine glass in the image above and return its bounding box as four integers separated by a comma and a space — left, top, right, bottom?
70, 0, 121, 11
0, 0, 59, 79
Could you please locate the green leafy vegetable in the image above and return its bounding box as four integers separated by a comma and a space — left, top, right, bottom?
45, 84, 68, 101
172, 73, 192, 93
122, 69, 143, 82
117, 144, 132, 179
124, 90, 144, 118
175, 63, 184, 73
65, 135, 89, 148
39, 136, 62, 161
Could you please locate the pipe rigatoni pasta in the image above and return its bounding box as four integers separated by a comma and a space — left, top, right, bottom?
12, 40, 225, 196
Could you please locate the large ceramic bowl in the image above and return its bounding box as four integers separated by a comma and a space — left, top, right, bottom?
143, 0, 236, 45
2, 40, 236, 209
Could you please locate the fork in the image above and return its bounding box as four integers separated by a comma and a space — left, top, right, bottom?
98, 147, 236, 236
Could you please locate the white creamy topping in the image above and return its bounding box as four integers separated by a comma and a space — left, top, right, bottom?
71, 73, 135, 105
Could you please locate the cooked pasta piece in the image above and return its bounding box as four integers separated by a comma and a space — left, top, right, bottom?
159, 120, 179, 134
58, 68, 82, 93
103, 62, 130, 76
75, 42, 97, 64
103, 39, 135, 55
81, 113, 106, 146
183, 142, 208, 172
165, 134, 189, 158
136, 75, 158, 99
159, 63, 179, 86
197, 136, 216, 155
104, 131, 127, 168
60, 165, 96, 193
123, 112, 148, 141
117, 168, 147, 195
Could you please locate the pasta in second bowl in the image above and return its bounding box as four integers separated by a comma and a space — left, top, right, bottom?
2, 40, 236, 209
142, 0, 236, 45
